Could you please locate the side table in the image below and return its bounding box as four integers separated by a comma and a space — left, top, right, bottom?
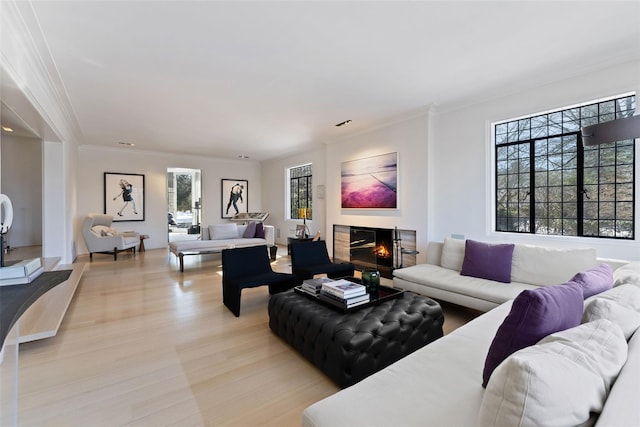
139, 235, 149, 252
287, 236, 313, 255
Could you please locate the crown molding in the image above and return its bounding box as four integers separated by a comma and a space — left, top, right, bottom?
1, 0, 81, 143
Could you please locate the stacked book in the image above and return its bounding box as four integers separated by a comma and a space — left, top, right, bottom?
300, 277, 335, 296
319, 278, 370, 309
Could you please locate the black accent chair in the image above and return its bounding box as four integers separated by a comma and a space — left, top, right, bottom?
221, 245, 295, 317
290, 240, 355, 284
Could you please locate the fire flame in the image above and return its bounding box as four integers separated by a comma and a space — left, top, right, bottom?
376, 244, 390, 258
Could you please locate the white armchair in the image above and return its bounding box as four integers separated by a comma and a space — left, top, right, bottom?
82, 213, 139, 260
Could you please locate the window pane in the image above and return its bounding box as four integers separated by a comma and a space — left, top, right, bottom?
494, 94, 635, 239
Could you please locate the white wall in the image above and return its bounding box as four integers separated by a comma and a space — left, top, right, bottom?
76, 146, 262, 254
0, 135, 42, 247
262, 146, 327, 245
431, 60, 640, 260
2, 1, 80, 263
325, 113, 430, 263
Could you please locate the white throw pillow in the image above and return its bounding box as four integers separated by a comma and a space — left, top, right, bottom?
590, 284, 640, 311
478, 320, 627, 427
440, 238, 466, 271
92, 225, 116, 236
583, 298, 640, 340
511, 244, 596, 286
613, 262, 640, 287
209, 223, 238, 240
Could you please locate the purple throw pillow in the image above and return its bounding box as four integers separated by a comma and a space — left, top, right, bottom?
254, 222, 265, 239
482, 282, 584, 387
242, 222, 257, 238
460, 240, 515, 283
570, 264, 613, 299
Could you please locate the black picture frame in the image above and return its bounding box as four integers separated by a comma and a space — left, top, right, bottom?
221, 179, 248, 218
104, 172, 145, 221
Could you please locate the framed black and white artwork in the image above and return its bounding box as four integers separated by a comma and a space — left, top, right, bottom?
221, 179, 248, 218
104, 172, 145, 221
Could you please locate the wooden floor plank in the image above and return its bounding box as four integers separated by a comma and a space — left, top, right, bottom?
16, 246, 479, 426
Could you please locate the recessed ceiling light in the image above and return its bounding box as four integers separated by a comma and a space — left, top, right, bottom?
2, 125, 14, 132
118, 141, 135, 147
335, 119, 352, 127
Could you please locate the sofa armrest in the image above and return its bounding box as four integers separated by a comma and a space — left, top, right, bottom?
264, 225, 275, 246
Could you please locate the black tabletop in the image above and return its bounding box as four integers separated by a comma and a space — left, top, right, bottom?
0, 270, 72, 348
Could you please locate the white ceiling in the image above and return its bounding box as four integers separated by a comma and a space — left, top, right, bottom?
4, 1, 640, 161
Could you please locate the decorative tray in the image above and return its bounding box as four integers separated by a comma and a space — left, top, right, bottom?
293, 282, 405, 313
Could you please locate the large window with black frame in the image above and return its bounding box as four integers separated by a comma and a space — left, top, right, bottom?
289, 163, 313, 220
495, 94, 635, 239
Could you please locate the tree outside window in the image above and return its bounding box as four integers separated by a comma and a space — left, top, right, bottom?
289, 164, 312, 220
495, 94, 635, 239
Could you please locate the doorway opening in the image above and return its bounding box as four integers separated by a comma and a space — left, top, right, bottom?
167, 168, 202, 243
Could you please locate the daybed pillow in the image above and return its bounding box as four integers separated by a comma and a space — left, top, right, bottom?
440, 237, 466, 271
460, 240, 514, 283
478, 319, 627, 427
254, 222, 265, 239
570, 263, 613, 298
511, 244, 597, 286
613, 261, 640, 287
242, 222, 257, 238
209, 223, 238, 240
482, 282, 584, 387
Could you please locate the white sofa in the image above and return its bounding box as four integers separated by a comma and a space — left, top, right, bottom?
169, 222, 275, 271
302, 262, 640, 427
393, 238, 628, 312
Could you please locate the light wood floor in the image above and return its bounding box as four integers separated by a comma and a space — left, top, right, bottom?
16, 246, 480, 426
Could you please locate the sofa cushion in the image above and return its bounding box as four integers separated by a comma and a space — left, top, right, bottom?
570, 263, 613, 298
242, 222, 257, 238
589, 283, 640, 311
613, 261, 640, 287
583, 298, 640, 340
478, 319, 627, 427
209, 223, 238, 240
255, 222, 265, 239
460, 240, 514, 283
393, 263, 537, 306
440, 237, 466, 271
511, 244, 597, 286
482, 282, 584, 387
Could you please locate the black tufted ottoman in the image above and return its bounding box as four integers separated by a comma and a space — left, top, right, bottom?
268, 289, 444, 387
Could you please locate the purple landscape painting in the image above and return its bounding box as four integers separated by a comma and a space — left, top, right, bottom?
341, 152, 397, 209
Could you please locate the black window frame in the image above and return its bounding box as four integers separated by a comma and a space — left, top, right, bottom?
288, 163, 313, 220
494, 94, 636, 240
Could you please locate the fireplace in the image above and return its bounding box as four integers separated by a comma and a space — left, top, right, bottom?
333, 225, 417, 279
349, 226, 394, 278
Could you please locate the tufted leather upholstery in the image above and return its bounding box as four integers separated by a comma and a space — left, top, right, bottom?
269, 290, 444, 387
